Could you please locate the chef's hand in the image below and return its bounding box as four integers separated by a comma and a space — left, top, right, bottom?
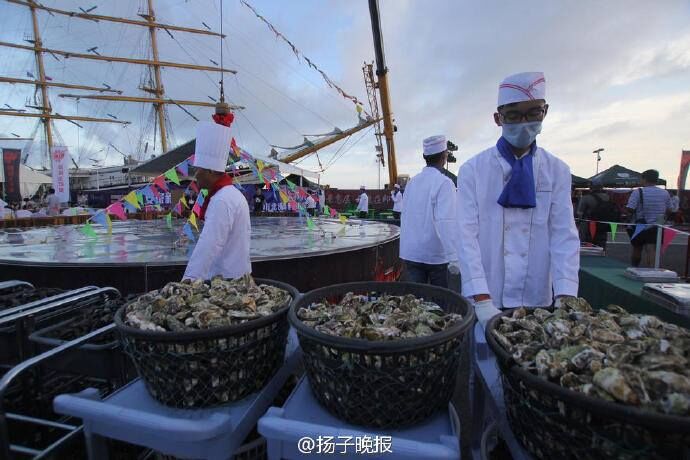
554, 295, 575, 308
448, 261, 460, 275
473, 298, 502, 329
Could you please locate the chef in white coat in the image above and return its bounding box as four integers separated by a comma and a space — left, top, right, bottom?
356, 186, 369, 218
456, 72, 579, 327
400, 135, 460, 288
183, 121, 252, 280
391, 184, 403, 219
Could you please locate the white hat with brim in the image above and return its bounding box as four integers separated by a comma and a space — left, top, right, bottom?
193, 121, 232, 172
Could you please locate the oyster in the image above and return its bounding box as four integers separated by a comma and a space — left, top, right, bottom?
124, 275, 290, 331
297, 293, 462, 341
489, 298, 690, 416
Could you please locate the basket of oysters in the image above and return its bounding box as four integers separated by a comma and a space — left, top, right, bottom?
114, 275, 297, 408
289, 281, 474, 428
486, 297, 690, 460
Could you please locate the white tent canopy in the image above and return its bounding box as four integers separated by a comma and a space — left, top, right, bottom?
0, 165, 52, 198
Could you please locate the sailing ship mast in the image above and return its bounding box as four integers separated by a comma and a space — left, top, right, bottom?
0, 0, 238, 165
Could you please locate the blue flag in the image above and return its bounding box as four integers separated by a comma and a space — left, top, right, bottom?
183, 222, 196, 242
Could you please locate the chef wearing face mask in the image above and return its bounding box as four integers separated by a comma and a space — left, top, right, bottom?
456, 72, 580, 328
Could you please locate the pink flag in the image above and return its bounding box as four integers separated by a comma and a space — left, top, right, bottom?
107, 202, 127, 220
174, 201, 183, 216
153, 176, 168, 192
150, 186, 161, 200
297, 187, 308, 198
288, 200, 298, 212
589, 221, 597, 240
661, 228, 679, 255
189, 181, 200, 194
329, 207, 337, 217
192, 201, 202, 216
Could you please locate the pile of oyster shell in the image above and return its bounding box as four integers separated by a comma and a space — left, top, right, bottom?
125, 275, 290, 332
297, 292, 462, 340
491, 297, 690, 416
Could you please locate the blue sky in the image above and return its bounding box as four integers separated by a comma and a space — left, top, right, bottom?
1, 0, 689, 188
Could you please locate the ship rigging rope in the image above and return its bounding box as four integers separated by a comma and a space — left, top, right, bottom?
320, 125, 374, 172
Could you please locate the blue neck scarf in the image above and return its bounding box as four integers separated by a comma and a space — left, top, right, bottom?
496, 137, 537, 209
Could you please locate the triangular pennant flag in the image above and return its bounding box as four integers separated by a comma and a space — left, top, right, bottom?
306, 216, 315, 230
589, 221, 597, 240
165, 213, 172, 229
189, 212, 198, 231
201, 188, 208, 197
174, 201, 183, 215
153, 176, 168, 192
107, 202, 127, 220
124, 191, 141, 210
279, 191, 289, 204
297, 187, 308, 198
631, 224, 649, 240
271, 183, 281, 193
135, 191, 144, 206
323, 205, 330, 216
80, 221, 98, 238
286, 180, 296, 192
230, 137, 240, 155
123, 201, 138, 213
264, 179, 271, 190
91, 211, 112, 234
196, 193, 205, 207
177, 160, 189, 177
339, 214, 348, 224
288, 200, 298, 212
661, 228, 678, 255
183, 222, 196, 242
609, 223, 618, 241
257, 159, 265, 172
180, 197, 189, 209
164, 168, 180, 185
190, 181, 200, 194
192, 201, 202, 216
330, 207, 337, 218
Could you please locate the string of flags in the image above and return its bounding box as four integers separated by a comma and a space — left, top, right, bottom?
239, 0, 367, 114
78, 138, 351, 241
576, 218, 682, 256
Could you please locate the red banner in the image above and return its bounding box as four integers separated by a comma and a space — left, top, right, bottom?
678, 150, 690, 190
2, 148, 21, 203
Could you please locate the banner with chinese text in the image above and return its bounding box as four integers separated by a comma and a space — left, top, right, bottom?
50, 146, 70, 202
2, 148, 21, 202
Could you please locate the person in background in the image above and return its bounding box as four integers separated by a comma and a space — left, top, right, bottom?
356, 186, 369, 218
625, 169, 672, 267
576, 179, 617, 249
252, 186, 265, 213
400, 135, 459, 287
15, 205, 32, 218
305, 192, 317, 216
317, 188, 326, 213
457, 72, 580, 328
46, 188, 61, 216
391, 183, 403, 219
668, 190, 680, 224
183, 121, 251, 280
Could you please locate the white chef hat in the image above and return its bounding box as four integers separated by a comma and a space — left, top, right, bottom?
497, 72, 546, 107
360, 185, 366, 190
423, 135, 447, 156
394, 184, 400, 189
193, 121, 232, 172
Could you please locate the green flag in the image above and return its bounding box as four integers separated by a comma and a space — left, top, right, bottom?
165, 213, 172, 229
80, 221, 98, 238
323, 205, 330, 216
164, 168, 181, 185
201, 188, 209, 197
306, 216, 315, 230
610, 222, 618, 241
286, 180, 296, 191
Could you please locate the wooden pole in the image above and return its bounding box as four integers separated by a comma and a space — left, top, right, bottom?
0, 41, 236, 73
28, 0, 53, 161
58, 93, 244, 109
7, 0, 225, 37
146, 0, 167, 153
0, 76, 122, 93
0, 111, 130, 124
281, 119, 379, 163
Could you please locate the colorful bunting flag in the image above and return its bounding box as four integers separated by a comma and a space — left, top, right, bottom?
80, 221, 98, 238
92, 211, 112, 234
609, 223, 618, 241
190, 181, 200, 194
297, 187, 308, 198
306, 216, 315, 230
180, 197, 189, 209
177, 160, 189, 177
661, 228, 678, 255
323, 205, 330, 216
330, 207, 337, 218
192, 201, 202, 216
124, 191, 141, 210
174, 201, 183, 215
279, 190, 289, 204
183, 222, 196, 242
123, 201, 138, 213
201, 188, 208, 197
339, 214, 347, 224
631, 224, 649, 240
589, 221, 597, 240
257, 159, 265, 172
135, 191, 144, 206
165, 213, 172, 229
189, 212, 198, 231
107, 202, 127, 221
288, 200, 298, 212
153, 176, 168, 192
286, 180, 296, 192
196, 193, 205, 207
164, 168, 181, 185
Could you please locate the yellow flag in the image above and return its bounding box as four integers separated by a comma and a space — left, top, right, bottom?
339, 214, 347, 224
124, 191, 141, 210
180, 197, 189, 209
189, 212, 198, 231
257, 159, 265, 172
279, 190, 289, 204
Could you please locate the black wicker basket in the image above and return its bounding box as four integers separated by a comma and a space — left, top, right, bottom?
289, 281, 474, 428
114, 278, 298, 408
486, 311, 690, 460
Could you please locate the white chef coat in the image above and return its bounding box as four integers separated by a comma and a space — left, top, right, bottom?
183, 185, 252, 280
456, 145, 579, 308
305, 195, 316, 209
392, 190, 403, 212
47, 194, 61, 216
356, 192, 369, 213
400, 167, 458, 265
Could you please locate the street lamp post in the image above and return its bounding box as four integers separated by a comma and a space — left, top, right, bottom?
593, 148, 604, 174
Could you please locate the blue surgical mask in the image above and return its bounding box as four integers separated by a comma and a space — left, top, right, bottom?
501, 121, 542, 149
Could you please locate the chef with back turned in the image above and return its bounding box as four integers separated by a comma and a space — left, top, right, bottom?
456, 72, 580, 328
183, 121, 251, 280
